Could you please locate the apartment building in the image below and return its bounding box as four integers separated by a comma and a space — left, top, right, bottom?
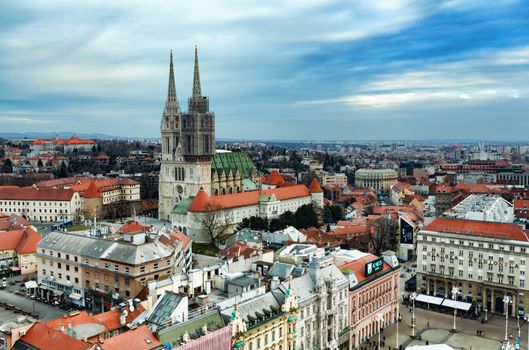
0, 187, 82, 222
36, 227, 187, 312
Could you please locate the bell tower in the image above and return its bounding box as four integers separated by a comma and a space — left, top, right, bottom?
159, 47, 214, 221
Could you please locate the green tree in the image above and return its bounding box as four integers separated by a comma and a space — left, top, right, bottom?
293, 204, 319, 229
58, 161, 68, 178
2, 158, 13, 173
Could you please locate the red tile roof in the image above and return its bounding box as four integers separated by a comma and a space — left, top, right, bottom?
339, 254, 392, 284
0, 187, 75, 201
0, 228, 41, 254
188, 185, 311, 212
18, 322, 93, 350
84, 182, 100, 198
263, 171, 285, 185
309, 178, 323, 193
101, 325, 161, 350
95, 304, 145, 332
423, 218, 529, 242
0, 213, 30, 231
118, 221, 148, 234
513, 200, 529, 209
171, 230, 191, 250
45, 311, 96, 331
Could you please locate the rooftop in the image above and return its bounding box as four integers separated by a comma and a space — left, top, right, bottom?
422, 218, 529, 242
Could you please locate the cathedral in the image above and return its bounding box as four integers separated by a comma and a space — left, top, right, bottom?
158, 48, 259, 220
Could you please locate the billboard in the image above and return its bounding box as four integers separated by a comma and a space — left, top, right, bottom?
400, 217, 414, 249
365, 257, 384, 277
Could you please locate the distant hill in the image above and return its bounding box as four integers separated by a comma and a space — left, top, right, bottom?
0, 131, 158, 141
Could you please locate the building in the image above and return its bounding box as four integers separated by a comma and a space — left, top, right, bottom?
321, 172, 348, 188
171, 181, 323, 243
0, 187, 83, 222
277, 256, 349, 350
338, 251, 400, 349
389, 181, 414, 206
36, 226, 187, 312
417, 218, 529, 316
442, 194, 514, 223
157, 308, 232, 350
0, 226, 41, 275
224, 286, 299, 350
31, 136, 96, 154
34, 176, 141, 220
354, 169, 398, 192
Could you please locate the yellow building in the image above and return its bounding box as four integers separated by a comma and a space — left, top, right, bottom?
226, 286, 298, 350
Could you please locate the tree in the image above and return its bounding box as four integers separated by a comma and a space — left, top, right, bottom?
2, 158, 13, 173
369, 216, 398, 256
194, 203, 235, 246
269, 218, 287, 232
293, 204, 319, 229
58, 161, 68, 178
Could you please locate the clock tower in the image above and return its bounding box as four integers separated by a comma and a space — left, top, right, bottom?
159, 47, 215, 220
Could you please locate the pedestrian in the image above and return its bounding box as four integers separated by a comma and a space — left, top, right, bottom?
427, 321, 430, 328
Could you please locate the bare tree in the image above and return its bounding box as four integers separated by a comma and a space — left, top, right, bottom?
368, 216, 398, 256
194, 202, 235, 246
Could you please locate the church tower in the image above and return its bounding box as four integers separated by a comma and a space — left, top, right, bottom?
159, 47, 215, 220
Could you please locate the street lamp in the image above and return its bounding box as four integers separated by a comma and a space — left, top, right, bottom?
504, 295, 512, 342
517, 315, 521, 338
451, 286, 460, 332
375, 313, 384, 350
396, 307, 400, 350
524, 313, 529, 350
485, 308, 488, 322
410, 292, 417, 338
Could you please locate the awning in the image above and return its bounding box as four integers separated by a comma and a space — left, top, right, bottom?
441, 299, 472, 311
25, 281, 38, 289
69, 293, 82, 301
53, 290, 64, 296
415, 294, 444, 305
39, 285, 48, 291
10, 266, 21, 271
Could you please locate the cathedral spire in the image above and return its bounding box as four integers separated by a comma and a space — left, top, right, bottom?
192, 45, 202, 98
165, 50, 180, 114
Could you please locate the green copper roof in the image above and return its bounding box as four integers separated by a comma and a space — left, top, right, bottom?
242, 178, 258, 191
211, 151, 255, 178
158, 308, 226, 346
171, 196, 194, 215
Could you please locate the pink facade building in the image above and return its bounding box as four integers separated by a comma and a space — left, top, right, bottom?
338, 252, 401, 349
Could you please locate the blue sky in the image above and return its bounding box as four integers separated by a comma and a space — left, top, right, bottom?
1, 0, 529, 140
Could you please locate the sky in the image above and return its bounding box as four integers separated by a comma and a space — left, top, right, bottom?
1, 0, 529, 141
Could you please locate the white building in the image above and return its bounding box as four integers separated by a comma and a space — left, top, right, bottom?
171, 180, 324, 243
417, 218, 529, 316
443, 194, 514, 223
0, 187, 82, 222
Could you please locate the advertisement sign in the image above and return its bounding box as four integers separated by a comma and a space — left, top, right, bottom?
400, 217, 414, 249
365, 257, 384, 277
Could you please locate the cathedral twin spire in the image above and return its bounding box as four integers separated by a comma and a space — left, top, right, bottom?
165, 46, 203, 114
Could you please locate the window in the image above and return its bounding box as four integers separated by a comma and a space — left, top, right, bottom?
125, 267, 130, 273
114, 265, 119, 271
154, 263, 158, 270
521, 280, 525, 288
57, 263, 61, 269
140, 266, 145, 273
104, 262, 110, 269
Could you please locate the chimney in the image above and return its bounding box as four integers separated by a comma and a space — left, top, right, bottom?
67, 320, 73, 329
58, 322, 65, 332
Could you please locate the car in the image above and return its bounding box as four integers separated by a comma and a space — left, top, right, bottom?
1, 277, 7, 288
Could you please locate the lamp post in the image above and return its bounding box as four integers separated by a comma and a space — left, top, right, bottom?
451, 286, 460, 331
396, 308, 399, 350
518, 315, 521, 338
523, 314, 529, 349
376, 313, 384, 350
504, 295, 512, 342
485, 308, 488, 322
410, 292, 417, 338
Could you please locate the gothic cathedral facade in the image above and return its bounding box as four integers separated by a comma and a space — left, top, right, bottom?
159, 47, 215, 220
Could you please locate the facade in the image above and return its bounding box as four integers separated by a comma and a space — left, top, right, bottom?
417, 218, 529, 316
172, 181, 323, 243
31, 136, 96, 154
354, 169, 398, 192
158, 49, 259, 221
35, 176, 141, 220
159, 48, 215, 221
279, 257, 349, 350
0, 226, 41, 275
0, 187, 82, 222
497, 171, 529, 186
36, 228, 187, 312
321, 172, 348, 188
338, 251, 400, 349
225, 286, 299, 350
442, 194, 514, 223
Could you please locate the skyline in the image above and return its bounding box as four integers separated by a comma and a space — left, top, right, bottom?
1, 0, 529, 140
